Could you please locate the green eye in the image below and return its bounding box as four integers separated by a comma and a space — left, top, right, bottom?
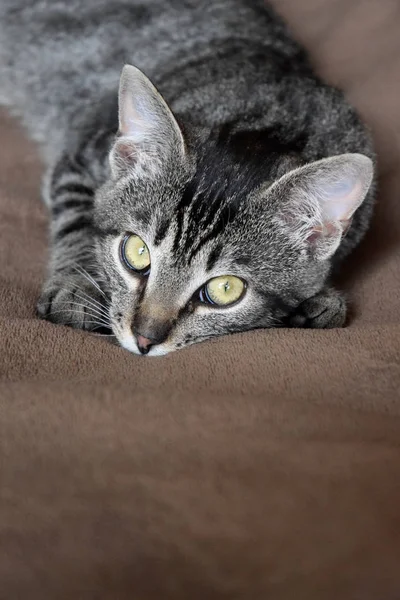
204, 275, 245, 307
121, 234, 151, 272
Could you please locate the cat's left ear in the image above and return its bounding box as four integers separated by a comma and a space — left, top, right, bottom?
110, 65, 186, 178
268, 153, 374, 259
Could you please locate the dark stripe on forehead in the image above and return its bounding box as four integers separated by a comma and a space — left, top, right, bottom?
171, 121, 304, 264
154, 219, 170, 246
187, 200, 238, 263
173, 173, 238, 263
172, 179, 197, 253
206, 244, 223, 272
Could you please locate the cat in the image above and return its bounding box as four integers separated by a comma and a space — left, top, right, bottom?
0, 0, 375, 356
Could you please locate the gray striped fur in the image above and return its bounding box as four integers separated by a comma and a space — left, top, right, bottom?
0, 0, 376, 355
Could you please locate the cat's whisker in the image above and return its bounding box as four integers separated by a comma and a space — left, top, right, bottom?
73, 264, 110, 302
47, 311, 111, 327
46, 306, 111, 327
78, 270, 110, 302
70, 273, 110, 305
71, 283, 111, 309
58, 294, 110, 320
71, 291, 110, 318
58, 284, 111, 317
81, 320, 112, 326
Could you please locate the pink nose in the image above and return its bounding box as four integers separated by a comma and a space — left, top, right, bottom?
136, 335, 153, 355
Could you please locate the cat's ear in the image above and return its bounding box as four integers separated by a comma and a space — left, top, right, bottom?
110, 64, 186, 177
268, 153, 373, 260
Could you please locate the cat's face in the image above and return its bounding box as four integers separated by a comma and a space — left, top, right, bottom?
93, 65, 373, 356
94, 165, 327, 355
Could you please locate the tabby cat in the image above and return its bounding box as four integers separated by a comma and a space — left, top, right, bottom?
0, 0, 375, 355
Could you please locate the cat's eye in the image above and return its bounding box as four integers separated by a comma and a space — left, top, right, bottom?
120, 234, 151, 273
201, 275, 245, 307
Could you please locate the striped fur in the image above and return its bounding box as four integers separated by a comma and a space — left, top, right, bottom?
0, 0, 376, 354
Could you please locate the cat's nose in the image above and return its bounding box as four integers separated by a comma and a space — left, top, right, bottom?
133, 313, 174, 354
136, 334, 154, 355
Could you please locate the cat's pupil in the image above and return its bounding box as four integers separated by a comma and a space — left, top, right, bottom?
138, 246, 145, 256
224, 282, 230, 293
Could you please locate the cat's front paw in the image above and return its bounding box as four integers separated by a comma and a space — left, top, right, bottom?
37, 274, 111, 333
289, 288, 347, 329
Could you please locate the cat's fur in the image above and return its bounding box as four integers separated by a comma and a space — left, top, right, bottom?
0, 0, 375, 356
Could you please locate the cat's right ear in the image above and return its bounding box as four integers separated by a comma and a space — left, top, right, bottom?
109, 65, 186, 178
262, 153, 374, 260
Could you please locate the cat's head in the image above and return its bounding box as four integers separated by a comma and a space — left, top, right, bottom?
94, 65, 373, 356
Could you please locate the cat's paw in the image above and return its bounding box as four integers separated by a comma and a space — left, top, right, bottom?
37, 274, 111, 333
289, 288, 347, 329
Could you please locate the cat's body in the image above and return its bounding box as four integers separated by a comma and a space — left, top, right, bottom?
0, 0, 375, 355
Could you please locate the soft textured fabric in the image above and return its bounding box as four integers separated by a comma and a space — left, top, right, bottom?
1, 0, 400, 598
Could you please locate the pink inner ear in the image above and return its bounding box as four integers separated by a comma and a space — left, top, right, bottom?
306, 227, 323, 245
114, 139, 137, 166
306, 221, 343, 245
320, 178, 363, 223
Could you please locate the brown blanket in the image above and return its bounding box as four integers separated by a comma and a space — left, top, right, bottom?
1, 1, 400, 598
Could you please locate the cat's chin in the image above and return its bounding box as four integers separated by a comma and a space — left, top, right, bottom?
115, 328, 174, 357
